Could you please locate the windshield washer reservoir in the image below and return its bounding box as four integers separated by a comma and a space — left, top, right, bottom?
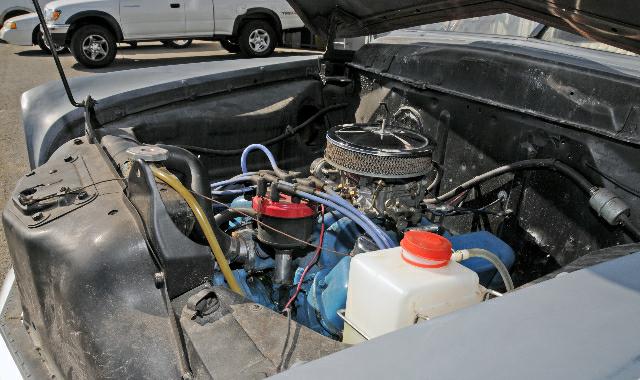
343, 232, 484, 344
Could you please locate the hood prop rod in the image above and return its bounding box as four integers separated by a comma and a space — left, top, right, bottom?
30, 0, 100, 144
31, 0, 82, 108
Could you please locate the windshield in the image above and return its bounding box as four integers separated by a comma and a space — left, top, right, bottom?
398, 13, 636, 56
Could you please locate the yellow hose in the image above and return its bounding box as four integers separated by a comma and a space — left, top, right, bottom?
151, 166, 244, 296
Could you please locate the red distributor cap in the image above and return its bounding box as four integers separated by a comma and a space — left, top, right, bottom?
252, 195, 315, 219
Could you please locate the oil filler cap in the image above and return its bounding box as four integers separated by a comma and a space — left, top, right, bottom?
400, 231, 452, 268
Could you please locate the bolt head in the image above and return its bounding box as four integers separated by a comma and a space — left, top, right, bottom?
32, 212, 44, 221
154, 272, 165, 287
250, 304, 261, 312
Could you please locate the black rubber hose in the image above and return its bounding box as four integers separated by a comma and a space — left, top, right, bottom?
178, 103, 348, 156
156, 144, 245, 254
214, 208, 257, 226
157, 144, 212, 214
620, 215, 640, 242
425, 159, 595, 204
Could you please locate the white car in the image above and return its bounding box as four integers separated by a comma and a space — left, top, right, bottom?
0, 0, 51, 23
0, 12, 196, 53
0, 12, 66, 53
43, 0, 306, 68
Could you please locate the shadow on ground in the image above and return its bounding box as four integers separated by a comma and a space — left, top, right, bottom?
75, 50, 319, 73
15, 42, 320, 74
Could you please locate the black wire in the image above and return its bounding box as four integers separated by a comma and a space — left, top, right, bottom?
429, 207, 505, 217
585, 162, 640, 199
277, 309, 293, 372
620, 215, 640, 242
425, 159, 595, 204
178, 103, 348, 156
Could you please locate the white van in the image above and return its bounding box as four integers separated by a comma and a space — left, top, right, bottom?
43, 0, 306, 67
0, 0, 50, 22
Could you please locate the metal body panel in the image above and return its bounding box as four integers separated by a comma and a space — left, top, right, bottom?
0, 12, 38, 46
20, 55, 320, 168
352, 35, 640, 145
120, 0, 186, 38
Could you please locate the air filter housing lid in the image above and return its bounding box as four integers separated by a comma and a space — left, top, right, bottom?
325, 123, 432, 178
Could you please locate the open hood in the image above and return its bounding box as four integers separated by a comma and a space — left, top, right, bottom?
288, 0, 640, 54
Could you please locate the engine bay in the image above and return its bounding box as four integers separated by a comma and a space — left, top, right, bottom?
4, 43, 640, 378
192, 116, 524, 340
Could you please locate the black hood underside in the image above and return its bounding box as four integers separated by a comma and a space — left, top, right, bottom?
288, 0, 640, 54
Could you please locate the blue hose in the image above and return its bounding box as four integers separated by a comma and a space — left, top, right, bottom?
211, 187, 255, 196
214, 144, 394, 249
296, 190, 390, 250
322, 192, 396, 248
210, 175, 390, 248
277, 180, 393, 248
211, 173, 256, 189
241, 144, 281, 174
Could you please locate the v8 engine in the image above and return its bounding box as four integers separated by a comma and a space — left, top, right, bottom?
206, 120, 517, 339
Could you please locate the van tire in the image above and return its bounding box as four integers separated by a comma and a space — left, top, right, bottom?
238, 20, 276, 58
70, 25, 117, 68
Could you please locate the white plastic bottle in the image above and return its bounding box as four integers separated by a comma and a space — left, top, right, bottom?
343, 231, 483, 344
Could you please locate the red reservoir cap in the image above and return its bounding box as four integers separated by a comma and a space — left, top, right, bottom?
400, 231, 452, 268
252, 196, 315, 219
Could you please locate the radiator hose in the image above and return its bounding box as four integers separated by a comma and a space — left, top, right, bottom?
151, 166, 244, 296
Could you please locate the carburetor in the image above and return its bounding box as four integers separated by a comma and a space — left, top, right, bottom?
320, 122, 433, 230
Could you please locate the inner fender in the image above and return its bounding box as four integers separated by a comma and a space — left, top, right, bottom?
2, 137, 185, 379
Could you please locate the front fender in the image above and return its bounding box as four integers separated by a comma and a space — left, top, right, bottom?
20, 55, 319, 168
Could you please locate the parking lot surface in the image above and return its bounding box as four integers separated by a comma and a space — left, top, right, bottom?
0, 41, 317, 283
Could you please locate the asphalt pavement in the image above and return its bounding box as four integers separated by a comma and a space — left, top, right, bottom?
0, 41, 316, 284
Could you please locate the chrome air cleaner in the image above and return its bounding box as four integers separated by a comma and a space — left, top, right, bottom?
324, 123, 432, 179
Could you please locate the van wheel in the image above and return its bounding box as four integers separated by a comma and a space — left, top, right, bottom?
36, 29, 67, 54
70, 25, 117, 68
238, 20, 276, 58
220, 38, 240, 53
162, 39, 193, 49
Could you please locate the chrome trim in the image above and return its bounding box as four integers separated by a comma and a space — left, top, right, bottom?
44, 24, 70, 33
